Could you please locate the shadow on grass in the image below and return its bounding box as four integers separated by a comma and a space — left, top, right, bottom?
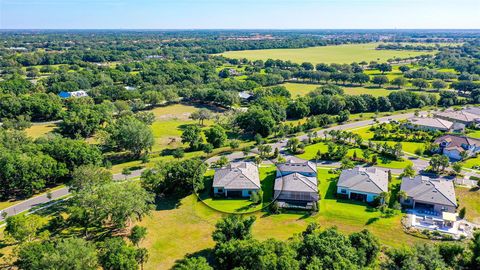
365, 217, 380, 225
155, 195, 184, 211
172, 248, 214, 268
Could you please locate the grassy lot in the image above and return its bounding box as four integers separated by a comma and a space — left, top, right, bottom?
283, 82, 398, 98
456, 187, 480, 223
467, 129, 480, 139
199, 165, 276, 214
137, 167, 427, 270
219, 43, 434, 64
24, 123, 57, 138
296, 142, 412, 169
462, 156, 480, 170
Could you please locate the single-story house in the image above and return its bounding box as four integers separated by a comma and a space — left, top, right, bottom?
274, 160, 318, 207
58, 90, 88, 99
213, 162, 260, 197
434, 134, 480, 160
435, 110, 480, 127
238, 91, 253, 101
400, 176, 457, 214
337, 167, 388, 203
406, 117, 464, 132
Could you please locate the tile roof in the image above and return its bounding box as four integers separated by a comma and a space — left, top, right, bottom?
434, 134, 480, 148
337, 167, 388, 194
400, 176, 457, 207
213, 162, 260, 190
274, 172, 318, 193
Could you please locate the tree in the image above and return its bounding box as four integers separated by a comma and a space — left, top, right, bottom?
98, 238, 139, 270
106, 116, 154, 157
431, 80, 447, 91
377, 63, 392, 74
181, 125, 202, 150
141, 158, 207, 196
136, 248, 149, 270
190, 109, 212, 126
69, 164, 112, 192
69, 182, 153, 234
287, 101, 310, 119
301, 62, 314, 70
340, 157, 355, 169
15, 237, 99, 270
129, 225, 148, 246
229, 140, 240, 149
134, 111, 156, 125
412, 78, 430, 90
205, 125, 227, 148
203, 143, 213, 154
459, 207, 466, 219
258, 144, 272, 158
349, 229, 380, 267
173, 257, 213, 270
397, 190, 408, 201
235, 106, 276, 137
391, 77, 407, 89
401, 164, 416, 178
372, 75, 389, 87
5, 214, 44, 243
212, 215, 256, 243
287, 138, 300, 153
399, 65, 410, 73
429, 154, 449, 173
452, 162, 463, 175
172, 147, 185, 159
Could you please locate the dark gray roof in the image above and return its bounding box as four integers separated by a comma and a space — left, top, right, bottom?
400, 176, 457, 207
274, 172, 318, 193
277, 160, 317, 174
338, 167, 388, 194
213, 162, 260, 190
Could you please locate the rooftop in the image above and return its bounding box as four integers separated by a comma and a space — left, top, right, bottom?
213, 162, 260, 190
401, 176, 457, 207
338, 167, 388, 194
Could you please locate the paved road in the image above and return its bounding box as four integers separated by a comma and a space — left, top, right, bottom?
0, 170, 138, 222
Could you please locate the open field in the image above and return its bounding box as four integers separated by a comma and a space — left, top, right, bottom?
137, 167, 426, 270
219, 43, 434, 64
199, 165, 276, 213
283, 82, 398, 97
296, 142, 413, 169
24, 123, 57, 138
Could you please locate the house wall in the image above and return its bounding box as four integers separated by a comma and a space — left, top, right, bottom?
401, 197, 456, 213
337, 186, 379, 203
214, 188, 258, 198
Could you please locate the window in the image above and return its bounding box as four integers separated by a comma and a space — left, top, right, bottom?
404, 199, 411, 204
217, 189, 223, 193
341, 189, 347, 194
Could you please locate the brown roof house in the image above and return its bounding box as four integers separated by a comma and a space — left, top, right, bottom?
274, 160, 318, 208
400, 176, 457, 214
434, 134, 480, 160
213, 162, 260, 197
337, 167, 388, 203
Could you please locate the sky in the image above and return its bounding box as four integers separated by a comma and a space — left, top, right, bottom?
1, 0, 479, 29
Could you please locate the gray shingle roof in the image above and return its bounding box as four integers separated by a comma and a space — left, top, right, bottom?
408, 117, 454, 130
213, 162, 260, 190
274, 172, 318, 193
400, 176, 457, 207
464, 107, 480, 116
277, 160, 317, 174
338, 167, 388, 194
435, 110, 480, 123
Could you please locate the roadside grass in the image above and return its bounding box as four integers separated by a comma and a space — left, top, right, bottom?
24, 123, 57, 138
219, 43, 433, 64
199, 165, 276, 214
296, 142, 412, 169
455, 186, 480, 224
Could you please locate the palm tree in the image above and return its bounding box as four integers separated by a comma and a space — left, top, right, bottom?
397, 190, 408, 201
378, 192, 390, 206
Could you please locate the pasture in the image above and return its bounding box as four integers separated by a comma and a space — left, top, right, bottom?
219, 43, 434, 64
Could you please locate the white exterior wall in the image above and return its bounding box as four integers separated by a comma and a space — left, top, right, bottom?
337, 186, 379, 203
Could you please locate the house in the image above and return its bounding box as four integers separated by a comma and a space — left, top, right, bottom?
406, 117, 464, 132
274, 160, 318, 207
435, 110, 480, 127
238, 91, 253, 101
463, 106, 480, 116
125, 86, 136, 91
58, 90, 88, 99
337, 167, 388, 203
213, 162, 260, 197
434, 134, 480, 160
400, 176, 457, 213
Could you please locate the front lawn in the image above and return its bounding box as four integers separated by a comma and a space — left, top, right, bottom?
198, 165, 276, 214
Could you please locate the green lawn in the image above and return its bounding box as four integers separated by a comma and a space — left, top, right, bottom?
24, 123, 57, 138
467, 130, 480, 139
283, 82, 398, 98
199, 165, 276, 214
219, 43, 434, 64
297, 142, 412, 169
456, 187, 480, 224
462, 156, 480, 170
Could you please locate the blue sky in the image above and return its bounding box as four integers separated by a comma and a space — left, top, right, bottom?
1, 0, 479, 29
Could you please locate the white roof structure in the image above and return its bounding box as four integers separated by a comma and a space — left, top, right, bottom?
401, 176, 457, 207
408, 117, 454, 130
338, 167, 388, 194
213, 162, 260, 190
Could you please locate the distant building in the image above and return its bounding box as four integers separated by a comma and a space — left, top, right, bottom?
274, 160, 318, 208
125, 86, 136, 91
463, 106, 480, 116
238, 91, 253, 101
406, 117, 464, 132
435, 110, 480, 127
400, 176, 457, 214
337, 167, 388, 203
434, 134, 480, 160
58, 90, 88, 99
213, 162, 260, 198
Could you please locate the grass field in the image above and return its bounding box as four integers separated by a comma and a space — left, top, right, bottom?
283, 82, 398, 98
220, 43, 434, 64
467, 130, 480, 139
296, 142, 412, 169
24, 123, 57, 138
199, 166, 276, 213
456, 187, 480, 223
